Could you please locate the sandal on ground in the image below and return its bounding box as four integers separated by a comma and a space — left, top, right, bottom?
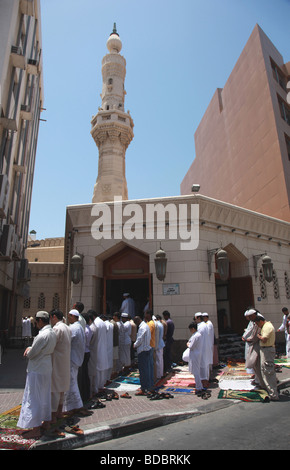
64, 425, 84, 436
121, 392, 131, 399
76, 408, 93, 417
45, 428, 66, 439
150, 393, 163, 400
135, 390, 147, 396
89, 399, 106, 409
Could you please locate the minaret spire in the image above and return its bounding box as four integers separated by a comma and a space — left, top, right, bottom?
91, 26, 134, 203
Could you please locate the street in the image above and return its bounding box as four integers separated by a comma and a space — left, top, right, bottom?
78, 393, 290, 451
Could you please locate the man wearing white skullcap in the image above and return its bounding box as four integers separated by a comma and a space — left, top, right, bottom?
194, 313, 210, 387
63, 309, 91, 416
17, 311, 57, 438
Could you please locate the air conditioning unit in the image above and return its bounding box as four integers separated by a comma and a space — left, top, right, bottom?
0, 174, 10, 218
18, 258, 31, 282
0, 224, 14, 259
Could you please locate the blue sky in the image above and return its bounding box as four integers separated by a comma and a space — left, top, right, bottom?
29, 0, 290, 239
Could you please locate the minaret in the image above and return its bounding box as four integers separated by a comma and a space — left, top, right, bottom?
91, 24, 134, 203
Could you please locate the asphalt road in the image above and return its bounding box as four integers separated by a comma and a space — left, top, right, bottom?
79, 391, 290, 451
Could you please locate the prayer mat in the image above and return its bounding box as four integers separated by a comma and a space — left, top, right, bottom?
0, 405, 21, 429
275, 359, 290, 368
158, 386, 195, 394
0, 428, 37, 450
218, 389, 270, 403
114, 376, 140, 385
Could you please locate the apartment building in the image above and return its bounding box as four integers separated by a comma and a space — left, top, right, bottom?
181, 25, 290, 223
0, 0, 44, 333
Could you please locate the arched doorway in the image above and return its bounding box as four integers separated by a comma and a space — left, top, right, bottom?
103, 246, 152, 317
216, 244, 254, 336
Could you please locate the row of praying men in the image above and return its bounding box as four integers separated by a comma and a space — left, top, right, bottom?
16, 302, 174, 438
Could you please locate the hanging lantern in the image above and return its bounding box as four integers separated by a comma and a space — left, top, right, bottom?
261, 254, 273, 283
70, 253, 83, 284
154, 245, 167, 281
216, 248, 229, 281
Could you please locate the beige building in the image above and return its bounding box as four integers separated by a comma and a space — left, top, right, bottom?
24, 236, 65, 320
181, 24, 290, 223
0, 0, 44, 334
23, 25, 290, 359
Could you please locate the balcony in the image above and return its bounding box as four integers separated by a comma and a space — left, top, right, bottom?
10, 46, 25, 70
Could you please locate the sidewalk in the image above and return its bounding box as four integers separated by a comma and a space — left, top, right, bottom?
1, 349, 290, 450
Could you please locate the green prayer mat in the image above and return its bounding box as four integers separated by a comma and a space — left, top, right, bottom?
218, 389, 270, 403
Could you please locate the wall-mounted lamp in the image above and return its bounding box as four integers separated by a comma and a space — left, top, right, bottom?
207, 247, 229, 281
253, 253, 273, 282
70, 252, 84, 284
191, 184, 200, 193
154, 244, 167, 281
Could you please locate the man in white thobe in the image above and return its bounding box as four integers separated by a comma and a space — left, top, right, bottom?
94, 314, 109, 391
63, 309, 87, 414
104, 315, 114, 383
50, 309, 71, 424
121, 313, 132, 370
202, 313, 215, 374
155, 315, 165, 380
87, 311, 98, 397
113, 311, 126, 373
187, 321, 203, 393
17, 311, 57, 438
194, 312, 210, 387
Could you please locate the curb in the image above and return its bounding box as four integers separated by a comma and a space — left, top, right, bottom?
32, 399, 238, 450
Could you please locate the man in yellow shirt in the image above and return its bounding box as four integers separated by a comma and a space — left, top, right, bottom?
255, 314, 279, 401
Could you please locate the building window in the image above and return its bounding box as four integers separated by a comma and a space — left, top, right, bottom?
23, 297, 31, 309
52, 293, 60, 310
272, 270, 280, 300
38, 292, 45, 309
271, 59, 287, 92
278, 95, 290, 125
259, 268, 267, 299
284, 272, 290, 299
285, 134, 290, 161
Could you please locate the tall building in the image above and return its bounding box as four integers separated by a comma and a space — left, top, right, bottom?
91, 24, 134, 203
181, 25, 290, 222
0, 0, 44, 333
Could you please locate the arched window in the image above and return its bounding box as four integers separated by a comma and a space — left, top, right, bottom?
38, 292, 45, 309
52, 293, 60, 310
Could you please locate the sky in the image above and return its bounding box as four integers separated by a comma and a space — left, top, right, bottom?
29, 0, 290, 239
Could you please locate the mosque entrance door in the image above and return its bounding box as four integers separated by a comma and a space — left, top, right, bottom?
103, 246, 152, 317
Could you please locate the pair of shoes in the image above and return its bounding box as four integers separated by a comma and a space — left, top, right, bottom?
89, 399, 106, 409
121, 392, 131, 399
160, 392, 174, 399
149, 392, 163, 400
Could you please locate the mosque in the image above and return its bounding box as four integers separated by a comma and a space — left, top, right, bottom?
25, 24, 290, 359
